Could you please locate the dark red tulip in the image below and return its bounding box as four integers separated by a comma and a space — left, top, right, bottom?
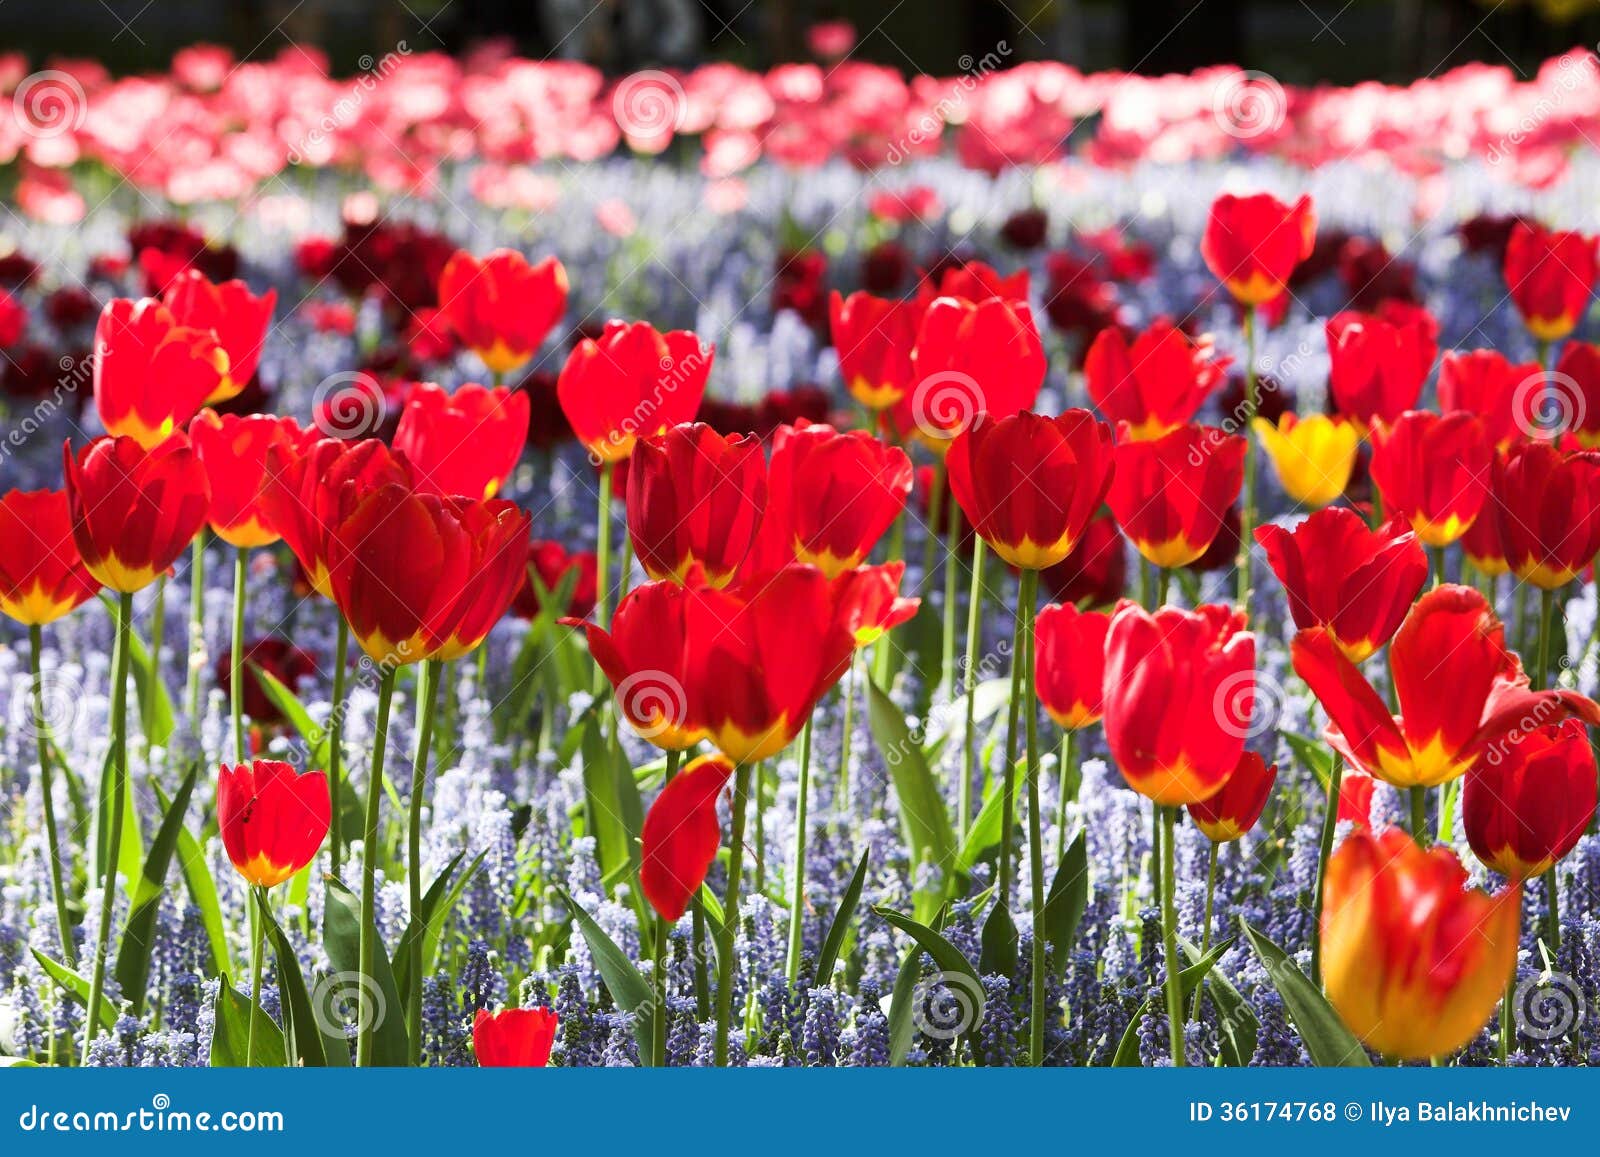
1041, 509, 1126, 609
392, 381, 531, 500
557, 321, 713, 462
1188, 750, 1276, 842
1034, 601, 1117, 729
1552, 340, 1600, 447
215, 638, 320, 728
473, 1007, 558, 1068
1368, 411, 1492, 547
63, 435, 210, 593
92, 298, 229, 448
1503, 221, 1597, 343
161, 269, 276, 404
627, 423, 766, 587
1083, 319, 1228, 439
513, 540, 598, 621
1492, 439, 1600, 589
189, 412, 310, 548
640, 753, 736, 920
437, 248, 568, 377
1106, 425, 1244, 569
1200, 192, 1316, 306
1325, 303, 1438, 429
0, 489, 101, 625
1464, 719, 1597, 880
216, 759, 330, 888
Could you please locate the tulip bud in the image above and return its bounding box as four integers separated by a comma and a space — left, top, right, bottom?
1188, 751, 1276, 842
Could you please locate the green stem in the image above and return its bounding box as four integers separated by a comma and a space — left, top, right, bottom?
231, 546, 248, 763
1310, 756, 1344, 988
406, 658, 443, 1064
1160, 805, 1185, 1066
715, 764, 752, 1066
1500, 882, 1520, 1064
356, 666, 396, 1068
186, 536, 205, 727
329, 618, 350, 878
1054, 729, 1076, 867
246, 885, 265, 1066
960, 538, 987, 837
1155, 566, 1172, 609
146, 575, 165, 759
1536, 588, 1555, 692
82, 590, 133, 1063
1545, 869, 1561, 954
924, 460, 945, 593
1237, 305, 1258, 613
29, 624, 76, 967
1431, 547, 1446, 590
1021, 569, 1046, 1065
653, 746, 682, 1064
838, 651, 857, 813
594, 462, 614, 633
997, 576, 1026, 910
1410, 786, 1429, 847
1190, 842, 1219, 1022
785, 716, 814, 983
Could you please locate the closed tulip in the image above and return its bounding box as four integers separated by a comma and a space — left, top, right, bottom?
92, 297, 229, 448
1251, 412, 1359, 508
189, 412, 310, 548
1200, 192, 1316, 305
1188, 750, 1276, 842
1368, 411, 1491, 547
899, 295, 1045, 452
1491, 439, 1600, 589
567, 580, 702, 750
1325, 303, 1438, 430
627, 423, 766, 586
1256, 507, 1427, 662
1107, 425, 1244, 569
832, 561, 919, 646
393, 382, 531, 500
1552, 340, 1600, 447
829, 290, 919, 410
1083, 319, 1229, 440
0, 489, 101, 625
216, 759, 331, 888
1438, 349, 1540, 451
1322, 827, 1518, 1060
1464, 719, 1597, 880
472, 1007, 558, 1068
1102, 602, 1255, 805
557, 321, 713, 462
1504, 221, 1597, 343
1034, 601, 1116, 729
438, 248, 568, 377
63, 435, 211, 593
641, 753, 737, 920
161, 269, 276, 403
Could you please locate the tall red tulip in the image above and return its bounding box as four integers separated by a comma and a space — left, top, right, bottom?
898, 295, 1045, 452
1325, 303, 1438, 430
92, 298, 229, 448
1552, 340, 1600, 447
473, 1007, 558, 1068
216, 759, 331, 888
63, 435, 210, 593
1437, 349, 1540, 451
1464, 719, 1597, 880
161, 269, 276, 404
1503, 221, 1597, 343
568, 580, 702, 750
1368, 411, 1491, 547
1200, 192, 1316, 305
1083, 319, 1229, 439
437, 248, 568, 377
189, 412, 309, 548
393, 381, 530, 500
1106, 425, 1244, 568
1034, 601, 1116, 729
1188, 750, 1276, 842
627, 423, 766, 586
0, 489, 101, 625
640, 753, 736, 920
1492, 439, 1600, 589
829, 290, 919, 410
557, 321, 713, 462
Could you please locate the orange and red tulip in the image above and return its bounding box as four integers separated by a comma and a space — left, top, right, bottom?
640, 753, 736, 921
897, 295, 1045, 452
1325, 303, 1438, 430
63, 435, 210, 593
946, 410, 1115, 570
1491, 439, 1600, 589
1188, 750, 1276, 843
1199, 192, 1316, 306
1106, 425, 1244, 569
1464, 718, 1597, 880
437, 248, 568, 377
393, 381, 530, 500
0, 489, 101, 625
1083, 318, 1229, 440
92, 298, 229, 448
627, 423, 766, 586
1437, 349, 1540, 451
189, 412, 310, 548
556, 321, 713, 463
567, 580, 702, 750
473, 1007, 558, 1067
161, 269, 275, 404
1256, 506, 1427, 663
1034, 601, 1118, 730
1322, 827, 1518, 1060
829, 290, 919, 410
1503, 220, 1597, 343
1102, 602, 1255, 805
1368, 411, 1491, 547
216, 759, 331, 888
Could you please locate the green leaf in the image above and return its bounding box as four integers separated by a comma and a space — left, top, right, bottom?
1180, 936, 1258, 1066
556, 886, 654, 1061
953, 775, 1006, 872
814, 849, 869, 987
153, 780, 230, 978
30, 949, 116, 1031
91, 745, 143, 892
578, 719, 641, 892
924, 677, 1010, 766
1110, 938, 1235, 1066
978, 897, 1017, 979
1282, 731, 1335, 790
886, 943, 922, 1067
208, 974, 288, 1068
1040, 829, 1090, 977
872, 904, 985, 1041
1240, 918, 1370, 1066
866, 680, 957, 917
0, 1057, 39, 1068
126, 618, 175, 749
260, 903, 347, 1067
252, 665, 330, 767
322, 879, 409, 1067
114, 765, 199, 1015
392, 850, 486, 1003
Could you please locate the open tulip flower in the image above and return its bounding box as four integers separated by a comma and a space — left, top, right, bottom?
1490, 439, 1600, 589
829, 290, 920, 410
1188, 750, 1276, 843
557, 320, 713, 463
1083, 318, 1229, 439
627, 423, 766, 586
1251, 412, 1359, 508
217, 759, 331, 888
899, 295, 1045, 452
567, 580, 703, 750
1324, 303, 1438, 430
437, 247, 569, 378
473, 1007, 558, 1068
1503, 220, 1598, 343
92, 297, 231, 447
0, 488, 102, 625
1437, 349, 1541, 451
1256, 507, 1427, 663
1367, 410, 1492, 547
831, 561, 920, 646
190, 412, 311, 548
1107, 424, 1244, 569
1200, 191, 1316, 305
161, 268, 276, 403
1464, 719, 1597, 881
1291, 585, 1600, 789
393, 381, 531, 500
63, 434, 211, 593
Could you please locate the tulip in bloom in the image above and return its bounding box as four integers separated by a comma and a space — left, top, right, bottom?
1188, 750, 1276, 842
627, 423, 766, 586
1503, 221, 1597, 343
1367, 411, 1491, 547
1437, 349, 1540, 451
556, 321, 713, 462
216, 759, 331, 888
1491, 439, 1600, 589
640, 753, 737, 920
473, 1007, 558, 1068
1324, 303, 1438, 430
1256, 507, 1427, 662
189, 412, 309, 548
1083, 319, 1228, 439
832, 561, 920, 646
567, 581, 701, 750
829, 290, 919, 410
1291, 585, 1600, 788
437, 248, 569, 377
1034, 601, 1116, 729
392, 381, 531, 499
161, 269, 276, 403
899, 295, 1045, 452
1102, 603, 1255, 805
1200, 192, 1316, 305
1106, 425, 1244, 568
1322, 828, 1518, 1060
0, 489, 101, 625
92, 297, 230, 448
946, 410, 1115, 570
1251, 412, 1359, 508
63, 435, 211, 593
1464, 719, 1597, 880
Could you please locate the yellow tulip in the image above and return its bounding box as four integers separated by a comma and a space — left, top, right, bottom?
1252, 412, 1359, 508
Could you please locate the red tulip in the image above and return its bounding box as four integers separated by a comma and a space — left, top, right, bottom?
1041, 509, 1126, 608
0, 489, 101, 625
898, 295, 1045, 452
1102, 602, 1255, 805
567, 580, 702, 750
1368, 411, 1491, 547
473, 1007, 558, 1067
1187, 750, 1276, 842
829, 290, 919, 410
161, 269, 276, 404
1437, 349, 1540, 451
92, 298, 229, 448
922, 259, 1029, 304
1552, 340, 1600, 447
214, 637, 320, 729
512, 539, 597, 621
1460, 481, 1511, 577
1464, 719, 1597, 880
640, 753, 736, 920
1200, 192, 1316, 306
437, 248, 568, 377
1255, 507, 1427, 662
832, 561, 920, 646
63, 435, 210, 593
1106, 425, 1244, 568
1325, 303, 1438, 430
1492, 439, 1600, 589
557, 321, 713, 463
1503, 221, 1597, 343
1034, 601, 1117, 729
216, 759, 330, 888
258, 438, 413, 600
946, 410, 1115, 570
1083, 319, 1229, 439
743, 421, 911, 580
1291, 584, 1600, 788
627, 423, 766, 586
189, 412, 309, 548
392, 381, 531, 500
